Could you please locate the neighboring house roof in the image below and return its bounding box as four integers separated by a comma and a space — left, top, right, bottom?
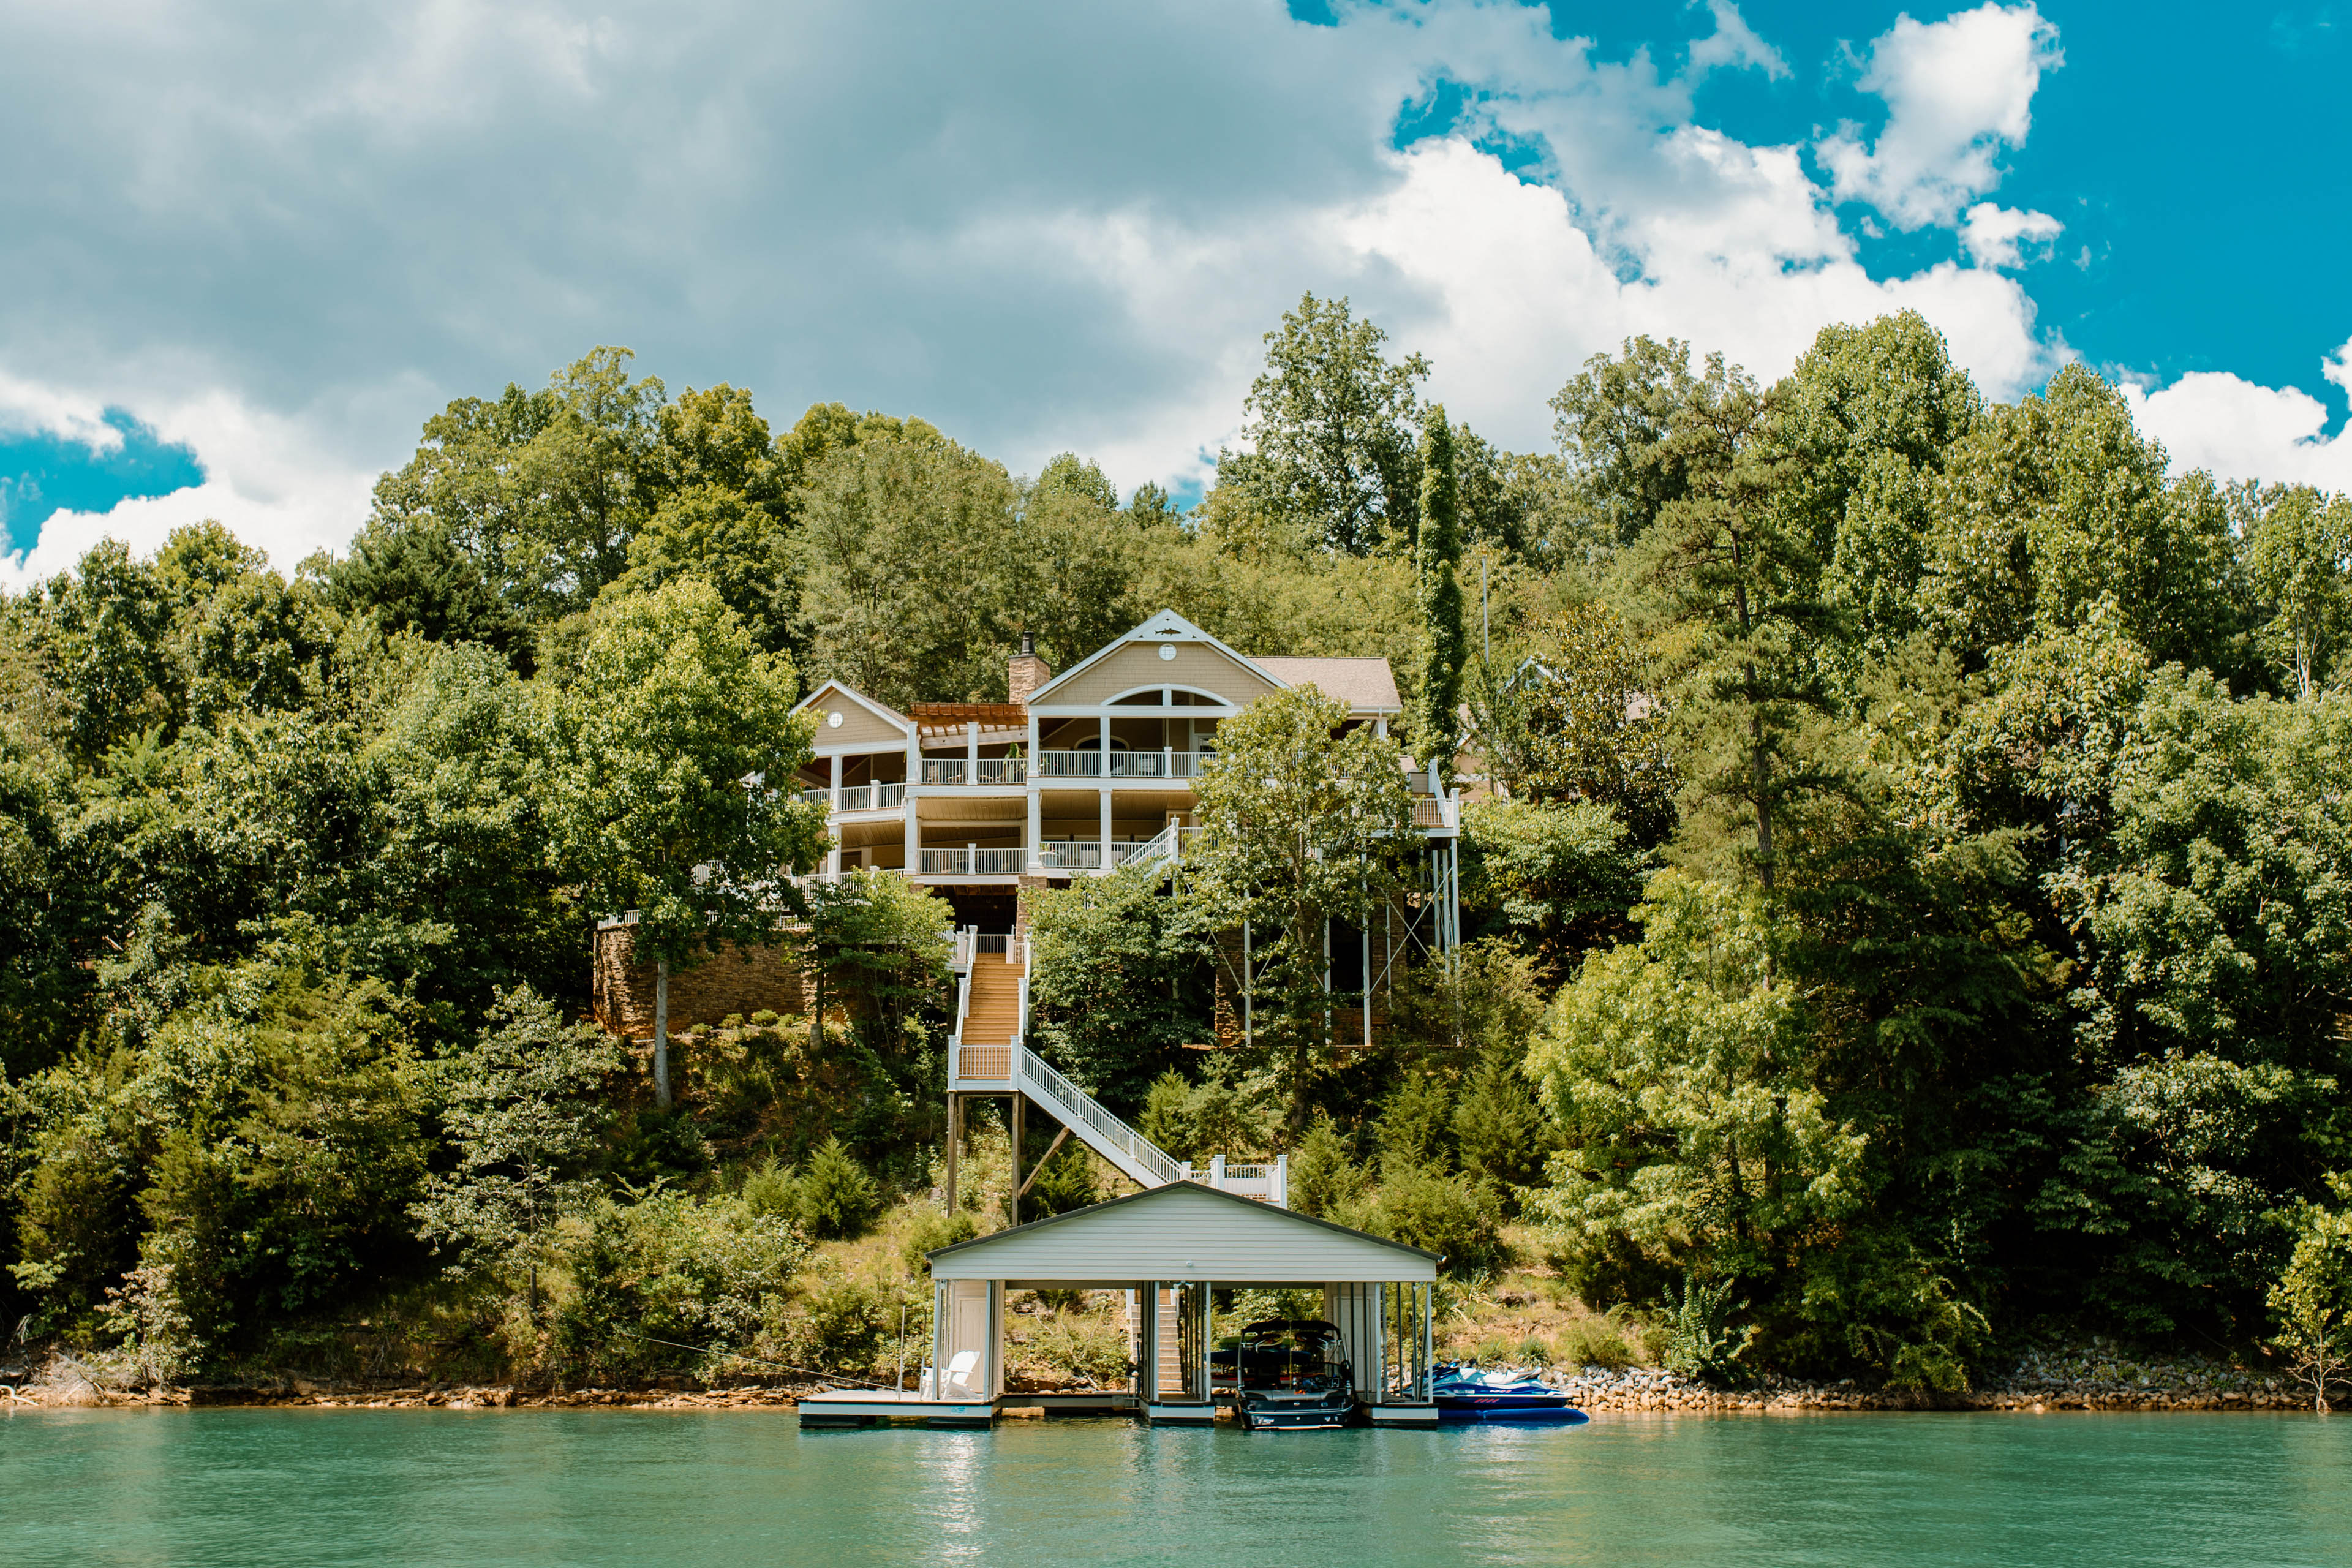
1251, 656, 1403, 714
926, 1180, 1439, 1284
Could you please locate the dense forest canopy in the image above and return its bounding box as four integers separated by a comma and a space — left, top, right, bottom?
4, 298, 2351, 1394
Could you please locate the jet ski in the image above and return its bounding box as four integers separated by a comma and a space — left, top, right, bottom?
1220, 1319, 1355, 1430
1432, 1362, 1590, 1423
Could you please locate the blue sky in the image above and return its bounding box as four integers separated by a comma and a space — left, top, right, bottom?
0, 0, 2343, 582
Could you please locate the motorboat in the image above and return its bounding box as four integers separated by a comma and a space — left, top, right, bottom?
1218, 1318, 1356, 1430
1431, 1362, 1589, 1424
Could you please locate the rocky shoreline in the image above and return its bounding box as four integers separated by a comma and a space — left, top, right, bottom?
6, 1347, 2323, 1414
1545, 1347, 2316, 1412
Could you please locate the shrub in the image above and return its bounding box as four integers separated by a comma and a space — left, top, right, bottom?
901, 1205, 978, 1273
1015, 1295, 1132, 1387
739, 1159, 800, 1223
1557, 1311, 1635, 1370
796, 1137, 880, 1240
1343, 1160, 1505, 1280
1024, 1144, 1098, 1219
1287, 1115, 1368, 1219
790, 1274, 894, 1374
1660, 1273, 1753, 1385
555, 1192, 804, 1378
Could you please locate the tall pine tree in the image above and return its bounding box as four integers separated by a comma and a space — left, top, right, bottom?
1414, 405, 1466, 786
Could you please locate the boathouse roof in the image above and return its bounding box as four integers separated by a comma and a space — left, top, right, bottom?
926, 1180, 1439, 1287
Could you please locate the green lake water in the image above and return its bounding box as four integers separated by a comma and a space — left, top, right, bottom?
4, 1409, 2348, 1567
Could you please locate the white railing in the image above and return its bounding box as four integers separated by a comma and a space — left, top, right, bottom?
1031, 837, 1178, 873
1123, 821, 1180, 872
804, 783, 907, 813
1035, 839, 1104, 871
946, 954, 974, 1045
1036, 750, 1216, 780
1014, 1043, 1183, 1186
1411, 794, 1459, 830
1012, 932, 1030, 1047
1179, 1152, 1289, 1207
921, 758, 1028, 786
921, 847, 1025, 875
949, 927, 975, 970
1109, 750, 1213, 780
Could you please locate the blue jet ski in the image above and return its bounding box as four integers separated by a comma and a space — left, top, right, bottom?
1432, 1362, 1590, 1424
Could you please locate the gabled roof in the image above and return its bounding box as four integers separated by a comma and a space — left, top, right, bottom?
927, 1180, 1439, 1284
1252, 657, 1402, 714
792, 679, 912, 733
1025, 609, 1281, 706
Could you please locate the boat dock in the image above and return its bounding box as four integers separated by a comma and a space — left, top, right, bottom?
799, 1182, 1438, 1430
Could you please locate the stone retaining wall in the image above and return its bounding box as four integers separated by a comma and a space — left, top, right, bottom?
591, 925, 815, 1038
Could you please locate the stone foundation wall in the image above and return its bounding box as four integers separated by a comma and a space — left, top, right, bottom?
592, 925, 815, 1038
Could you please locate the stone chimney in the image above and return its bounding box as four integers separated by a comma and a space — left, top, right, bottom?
1008, 632, 1053, 706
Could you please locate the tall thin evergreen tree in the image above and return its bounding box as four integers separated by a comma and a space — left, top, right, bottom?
1414, 405, 1466, 786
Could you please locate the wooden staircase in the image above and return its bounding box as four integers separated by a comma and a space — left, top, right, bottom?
960, 954, 1023, 1047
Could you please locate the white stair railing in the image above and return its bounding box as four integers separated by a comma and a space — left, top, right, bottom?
1012, 1044, 1182, 1188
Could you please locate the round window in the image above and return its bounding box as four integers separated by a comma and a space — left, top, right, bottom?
1158, 643, 1176, 661
827, 711, 843, 728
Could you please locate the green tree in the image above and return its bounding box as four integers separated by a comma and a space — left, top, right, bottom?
1920, 365, 2245, 677
1460, 797, 1649, 979
797, 870, 952, 1148
2268, 1177, 2352, 1411
1184, 685, 1415, 1133
372, 347, 668, 622
1524, 873, 1866, 1305
1412, 405, 1466, 782
410, 986, 620, 1295
363, 642, 579, 1038
1469, 600, 1676, 842
1224, 292, 1428, 556
2242, 483, 2352, 696
1770, 311, 1982, 665
1025, 866, 1207, 1112
45, 539, 177, 759
325, 521, 530, 664
610, 483, 798, 655
1550, 334, 1700, 550
543, 579, 827, 1105
1629, 354, 1834, 894
793, 431, 1022, 707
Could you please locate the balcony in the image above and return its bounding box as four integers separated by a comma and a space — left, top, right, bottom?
919, 847, 1027, 876
1035, 831, 1175, 873
1034, 749, 1213, 781
919, 758, 1028, 786
803, 783, 907, 813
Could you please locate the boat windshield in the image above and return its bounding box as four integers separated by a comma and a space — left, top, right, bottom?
1233, 1319, 1345, 1392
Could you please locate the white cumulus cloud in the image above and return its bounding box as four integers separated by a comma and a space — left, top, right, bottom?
2124, 337, 2352, 492
1960, 202, 2063, 268
1819, 2, 2062, 230
0, 0, 2087, 581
